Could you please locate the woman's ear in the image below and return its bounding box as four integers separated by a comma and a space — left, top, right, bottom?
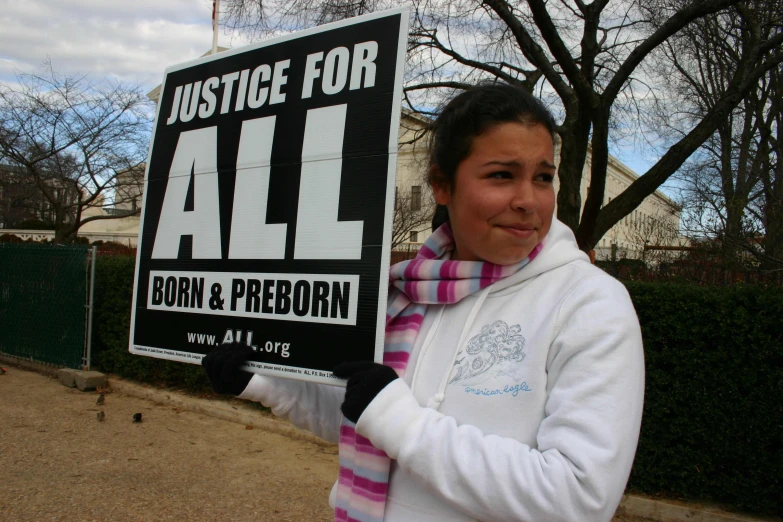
429, 165, 450, 206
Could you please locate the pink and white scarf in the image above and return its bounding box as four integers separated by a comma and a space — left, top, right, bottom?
334, 222, 542, 521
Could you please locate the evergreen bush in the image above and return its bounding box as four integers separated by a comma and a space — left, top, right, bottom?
625, 282, 782, 516
91, 255, 211, 393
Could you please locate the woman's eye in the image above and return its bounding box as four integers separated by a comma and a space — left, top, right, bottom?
536, 173, 555, 183
488, 171, 512, 179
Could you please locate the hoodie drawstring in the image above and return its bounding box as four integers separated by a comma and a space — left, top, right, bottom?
413, 284, 494, 411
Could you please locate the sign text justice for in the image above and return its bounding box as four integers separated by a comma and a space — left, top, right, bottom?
152, 42, 378, 261
164, 42, 378, 124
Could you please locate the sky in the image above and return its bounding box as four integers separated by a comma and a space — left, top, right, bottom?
0, 0, 669, 194
0, 0, 246, 94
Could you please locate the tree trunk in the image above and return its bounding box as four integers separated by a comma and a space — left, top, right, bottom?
718, 126, 741, 265
761, 133, 783, 270
575, 105, 611, 250
556, 115, 591, 234
763, 198, 783, 270
52, 207, 78, 244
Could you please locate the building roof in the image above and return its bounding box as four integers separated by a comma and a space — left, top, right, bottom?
146, 47, 231, 103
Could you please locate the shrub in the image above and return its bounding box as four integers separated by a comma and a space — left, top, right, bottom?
596, 258, 649, 279
91, 255, 211, 393
0, 233, 24, 243
624, 282, 782, 516
69, 235, 90, 245
92, 240, 136, 256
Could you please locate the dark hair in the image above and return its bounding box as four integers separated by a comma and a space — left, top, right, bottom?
428, 83, 556, 231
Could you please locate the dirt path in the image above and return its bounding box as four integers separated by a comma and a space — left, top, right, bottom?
1, 366, 650, 522
0, 367, 338, 521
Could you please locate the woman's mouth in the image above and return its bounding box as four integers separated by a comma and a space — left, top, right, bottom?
497, 225, 535, 238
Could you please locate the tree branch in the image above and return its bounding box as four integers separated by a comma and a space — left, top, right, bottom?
603, 0, 741, 104
481, 0, 575, 104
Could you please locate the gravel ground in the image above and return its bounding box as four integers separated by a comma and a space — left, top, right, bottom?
0, 366, 651, 522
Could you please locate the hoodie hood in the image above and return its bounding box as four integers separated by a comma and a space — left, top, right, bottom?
489, 218, 589, 293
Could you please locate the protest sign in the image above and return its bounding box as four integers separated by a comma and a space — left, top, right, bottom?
130, 8, 409, 385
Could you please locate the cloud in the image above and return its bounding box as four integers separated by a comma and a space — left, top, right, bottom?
0, 0, 243, 90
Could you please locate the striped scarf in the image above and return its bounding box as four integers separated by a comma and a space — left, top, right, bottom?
334, 222, 542, 522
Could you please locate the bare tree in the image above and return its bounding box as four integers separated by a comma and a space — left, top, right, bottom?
663, 9, 783, 270
661, 6, 774, 267
391, 185, 434, 250
0, 63, 152, 243
0, 164, 47, 228
755, 66, 783, 269
220, 0, 783, 251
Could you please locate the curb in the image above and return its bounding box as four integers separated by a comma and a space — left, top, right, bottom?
0, 353, 61, 377
616, 495, 780, 522
107, 376, 334, 449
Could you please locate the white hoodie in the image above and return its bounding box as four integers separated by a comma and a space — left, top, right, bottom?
239, 219, 645, 522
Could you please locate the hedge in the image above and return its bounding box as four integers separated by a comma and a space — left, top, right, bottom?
624, 282, 782, 516
92, 256, 212, 393
90, 257, 783, 516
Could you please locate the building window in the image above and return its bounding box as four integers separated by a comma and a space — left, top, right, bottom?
411, 185, 421, 211
394, 186, 398, 210
410, 230, 418, 243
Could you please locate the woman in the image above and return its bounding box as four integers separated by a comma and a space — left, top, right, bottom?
203, 83, 645, 522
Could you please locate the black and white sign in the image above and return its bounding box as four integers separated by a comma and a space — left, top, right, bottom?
129, 9, 409, 385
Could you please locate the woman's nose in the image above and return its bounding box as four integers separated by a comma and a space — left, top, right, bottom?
510, 182, 539, 213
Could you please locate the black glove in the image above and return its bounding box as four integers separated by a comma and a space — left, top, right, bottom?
333, 361, 398, 423
202, 343, 255, 395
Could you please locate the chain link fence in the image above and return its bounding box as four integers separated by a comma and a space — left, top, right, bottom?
0, 243, 90, 368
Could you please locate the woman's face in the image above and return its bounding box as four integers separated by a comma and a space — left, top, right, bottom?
433, 122, 556, 265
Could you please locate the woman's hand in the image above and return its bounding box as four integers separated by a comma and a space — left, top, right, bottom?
202, 343, 255, 395
333, 361, 398, 423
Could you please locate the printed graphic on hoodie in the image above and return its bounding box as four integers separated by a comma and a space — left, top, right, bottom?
449, 320, 528, 387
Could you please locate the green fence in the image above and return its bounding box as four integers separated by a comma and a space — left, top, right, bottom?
0, 243, 89, 368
